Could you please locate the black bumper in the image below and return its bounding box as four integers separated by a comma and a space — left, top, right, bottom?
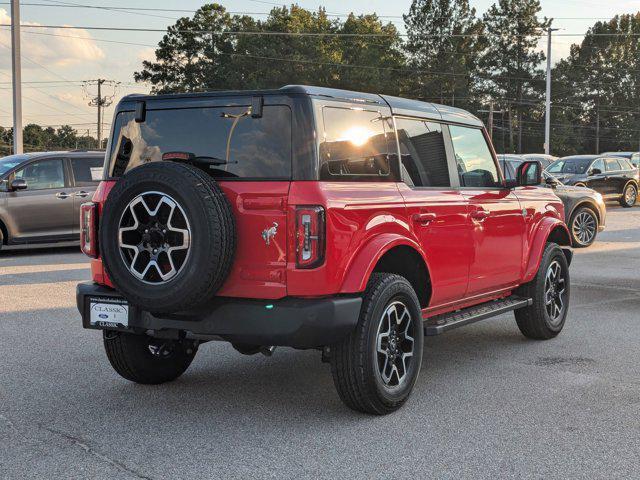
76, 282, 362, 348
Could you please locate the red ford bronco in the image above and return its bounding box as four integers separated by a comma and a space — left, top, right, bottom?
77, 86, 572, 414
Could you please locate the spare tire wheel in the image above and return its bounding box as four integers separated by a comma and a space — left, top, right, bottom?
100, 162, 236, 313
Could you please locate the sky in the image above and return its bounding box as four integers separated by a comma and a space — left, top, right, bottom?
1, 0, 639, 140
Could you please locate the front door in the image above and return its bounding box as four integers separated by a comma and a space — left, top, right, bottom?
449, 125, 525, 297
585, 158, 607, 193
395, 118, 472, 307
6, 158, 75, 243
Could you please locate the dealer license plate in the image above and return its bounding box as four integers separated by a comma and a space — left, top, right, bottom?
88, 297, 129, 328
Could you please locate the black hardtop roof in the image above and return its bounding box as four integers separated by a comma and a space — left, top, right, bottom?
120, 85, 483, 127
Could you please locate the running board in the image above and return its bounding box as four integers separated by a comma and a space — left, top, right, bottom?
424, 296, 532, 336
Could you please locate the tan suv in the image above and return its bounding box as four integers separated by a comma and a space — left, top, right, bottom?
0, 150, 105, 250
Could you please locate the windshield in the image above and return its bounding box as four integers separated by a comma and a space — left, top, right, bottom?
547, 158, 592, 175
107, 105, 292, 180
0, 155, 27, 177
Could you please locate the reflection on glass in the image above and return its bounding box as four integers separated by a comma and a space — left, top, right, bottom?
107, 105, 292, 180
319, 107, 396, 181
449, 126, 500, 187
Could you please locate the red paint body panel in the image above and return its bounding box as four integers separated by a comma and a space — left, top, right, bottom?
89, 178, 569, 316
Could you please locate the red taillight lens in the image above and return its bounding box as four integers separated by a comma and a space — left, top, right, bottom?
295, 206, 325, 269
80, 202, 98, 258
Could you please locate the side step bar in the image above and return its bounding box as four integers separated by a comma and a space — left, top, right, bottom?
424, 296, 532, 336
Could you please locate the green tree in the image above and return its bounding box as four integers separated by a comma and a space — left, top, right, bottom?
403, 0, 485, 109
478, 0, 550, 153
552, 13, 640, 154
135, 3, 405, 95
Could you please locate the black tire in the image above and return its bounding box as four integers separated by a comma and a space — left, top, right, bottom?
619, 183, 637, 208
569, 206, 598, 248
515, 243, 570, 340
330, 273, 424, 415
100, 162, 236, 313
103, 331, 198, 384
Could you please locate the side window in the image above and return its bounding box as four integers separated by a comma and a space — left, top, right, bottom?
591, 158, 605, 173
14, 159, 65, 190
605, 159, 622, 172
449, 126, 500, 188
319, 107, 397, 181
71, 157, 105, 186
395, 118, 450, 187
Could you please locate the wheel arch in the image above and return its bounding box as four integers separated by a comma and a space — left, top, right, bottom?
0, 216, 8, 245
569, 200, 600, 223
340, 235, 432, 308
522, 217, 572, 284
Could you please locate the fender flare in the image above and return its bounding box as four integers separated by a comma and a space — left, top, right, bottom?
340, 234, 429, 294
522, 216, 571, 284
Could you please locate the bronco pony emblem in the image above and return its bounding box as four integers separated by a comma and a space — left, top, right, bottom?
261, 222, 278, 246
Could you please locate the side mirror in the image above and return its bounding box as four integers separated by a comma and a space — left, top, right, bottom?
516, 161, 542, 187
590, 168, 602, 176
545, 175, 560, 187
10, 178, 28, 191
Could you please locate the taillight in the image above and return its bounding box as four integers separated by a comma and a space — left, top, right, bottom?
295, 206, 325, 269
80, 202, 98, 258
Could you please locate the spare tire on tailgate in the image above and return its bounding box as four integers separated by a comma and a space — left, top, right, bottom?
100, 162, 236, 313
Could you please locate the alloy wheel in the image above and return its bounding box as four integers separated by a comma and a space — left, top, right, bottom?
544, 260, 566, 325
624, 185, 637, 206
572, 211, 596, 245
375, 301, 415, 388
118, 191, 191, 284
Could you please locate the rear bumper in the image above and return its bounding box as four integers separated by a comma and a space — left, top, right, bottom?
76, 282, 362, 348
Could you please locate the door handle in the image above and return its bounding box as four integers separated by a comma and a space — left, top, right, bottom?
55, 192, 71, 199
412, 212, 437, 225
470, 209, 490, 221
74, 191, 90, 198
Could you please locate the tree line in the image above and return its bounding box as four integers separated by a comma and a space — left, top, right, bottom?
135, 0, 640, 156
0, 125, 100, 156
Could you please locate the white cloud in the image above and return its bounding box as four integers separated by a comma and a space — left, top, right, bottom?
137, 47, 156, 64
0, 9, 105, 69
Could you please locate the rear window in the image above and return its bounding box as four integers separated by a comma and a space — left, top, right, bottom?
107, 105, 292, 180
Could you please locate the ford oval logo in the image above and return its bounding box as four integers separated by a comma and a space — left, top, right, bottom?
98, 313, 109, 319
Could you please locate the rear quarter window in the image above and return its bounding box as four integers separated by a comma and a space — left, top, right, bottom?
107, 105, 292, 180
319, 106, 398, 182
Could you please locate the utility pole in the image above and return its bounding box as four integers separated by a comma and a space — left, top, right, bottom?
544, 27, 559, 156
478, 102, 505, 143
85, 79, 118, 150
10, 0, 23, 154
96, 78, 103, 149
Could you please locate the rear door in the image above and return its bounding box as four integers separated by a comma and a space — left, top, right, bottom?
449, 125, 525, 296
69, 155, 105, 235
604, 158, 626, 195
395, 117, 472, 306
5, 157, 74, 242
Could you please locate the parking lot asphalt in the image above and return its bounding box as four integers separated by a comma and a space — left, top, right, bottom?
1, 205, 639, 480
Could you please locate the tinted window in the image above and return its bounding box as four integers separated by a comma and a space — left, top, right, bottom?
319, 107, 397, 181
618, 159, 633, 170
108, 105, 292, 180
14, 159, 65, 190
0, 155, 27, 177
548, 158, 592, 175
591, 159, 605, 173
396, 118, 450, 187
605, 159, 622, 171
499, 160, 517, 181
449, 126, 500, 187
71, 157, 105, 186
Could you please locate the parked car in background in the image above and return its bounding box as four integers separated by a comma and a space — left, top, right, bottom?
0, 150, 105, 250
601, 151, 637, 161
521, 153, 557, 169
546, 155, 639, 208
632, 152, 640, 168
500, 155, 606, 247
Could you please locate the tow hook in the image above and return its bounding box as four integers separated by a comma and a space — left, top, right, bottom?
260, 346, 276, 357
